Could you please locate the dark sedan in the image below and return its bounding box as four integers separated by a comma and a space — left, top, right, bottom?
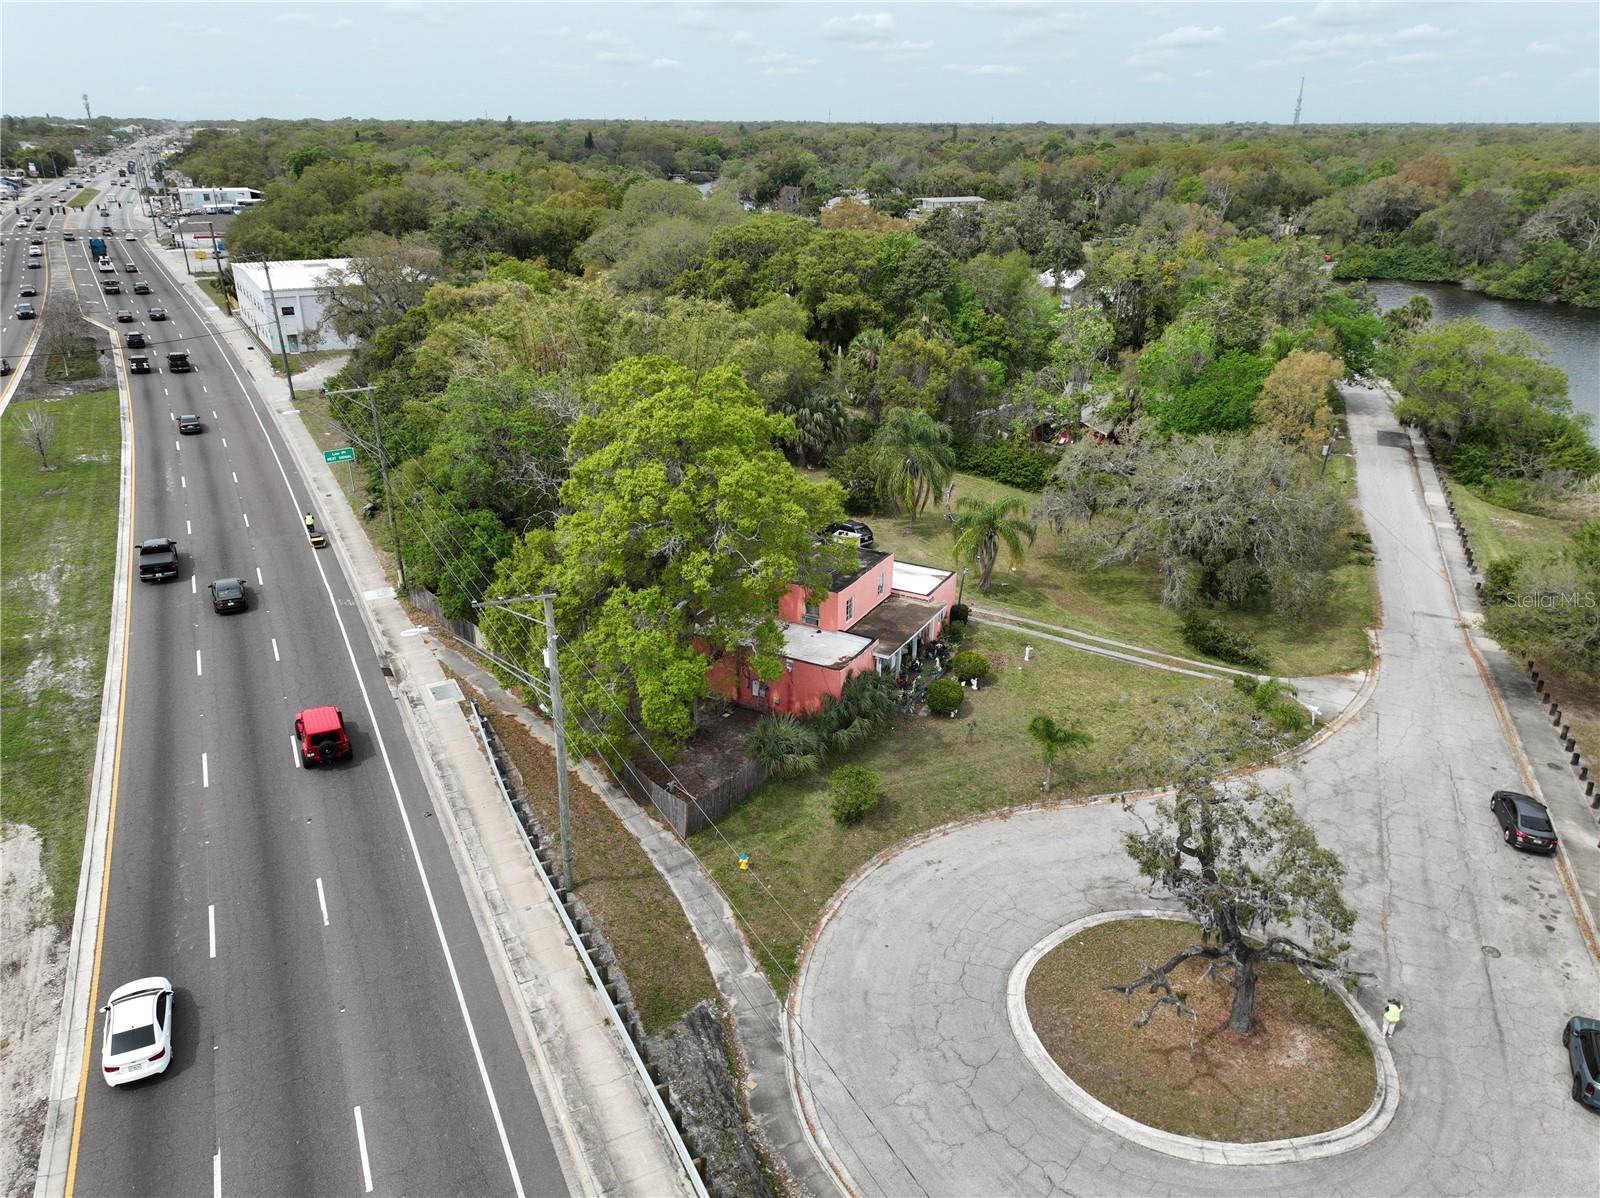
1490, 790, 1558, 853
208, 578, 247, 613
177, 414, 203, 434
148, 308, 167, 321
125, 331, 146, 348
1566, 1017, 1600, 1111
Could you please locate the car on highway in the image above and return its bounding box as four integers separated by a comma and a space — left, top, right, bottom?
123, 262, 137, 273
26, 259, 39, 269
125, 331, 146, 348
115, 310, 133, 323
149, 307, 168, 321
103, 280, 121, 294
128, 355, 151, 374
1490, 790, 1558, 853
1568, 1016, 1600, 1111
29, 236, 43, 245
0, 359, 10, 376
19, 283, 36, 297
177, 413, 203, 434
208, 578, 248, 614
14, 303, 36, 319
125, 233, 137, 241
98, 259, 114, 273
166, 350, 190, 372
132, 280, 150, 294
100, 977, 173, 1087
295, 706, 352, 767
62, 231, 75, 241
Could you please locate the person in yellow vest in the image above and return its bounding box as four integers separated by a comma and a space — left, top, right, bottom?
1383, 998, 1403, 1038
304, 512, 316, 536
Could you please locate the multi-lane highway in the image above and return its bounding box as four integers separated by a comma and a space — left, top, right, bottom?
1, 174, 71, 384
46, 154, 571, 1197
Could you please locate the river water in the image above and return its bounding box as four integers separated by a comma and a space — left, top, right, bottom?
1368, 280, 1600, 432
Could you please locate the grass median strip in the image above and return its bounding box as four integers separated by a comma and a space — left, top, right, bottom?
1, 390, 121, 924
67, 188, 98, 210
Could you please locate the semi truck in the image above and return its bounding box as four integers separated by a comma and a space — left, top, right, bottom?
89, 236, 107, 259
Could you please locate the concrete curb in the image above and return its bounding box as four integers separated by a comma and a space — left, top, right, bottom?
1005, 909, 1400, 1166
33, 329, 132, 1198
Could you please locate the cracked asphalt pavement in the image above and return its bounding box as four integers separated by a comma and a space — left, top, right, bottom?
788, 383, 1600, 1196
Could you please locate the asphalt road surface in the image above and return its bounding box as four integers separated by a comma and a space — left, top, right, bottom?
61, 163, 569, 1197
788, 382, 1600, 1195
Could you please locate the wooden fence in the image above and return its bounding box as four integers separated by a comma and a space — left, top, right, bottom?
616, 756, 769, 839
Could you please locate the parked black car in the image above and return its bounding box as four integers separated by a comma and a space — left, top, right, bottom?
1490, 790, 1558, 854
825, 519, 876, 549
1565, 1017, 1600, 1111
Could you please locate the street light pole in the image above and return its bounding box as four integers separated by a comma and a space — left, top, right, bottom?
260, 258, 297, 405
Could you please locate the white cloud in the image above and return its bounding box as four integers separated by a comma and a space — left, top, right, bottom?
272, 10, 353, 30
1388, 51, 1440, 65
752, 51, 818, 69
1194, 67, 1214, 79
1151, 25, 1224, 49
1393, 24, 1446, 43
822, 12, 894, 41
1259, 15, 1299, 32
677, 7, 716, 31
332, 18, 353, 31
1473, 70, 1520, 86
1140, 72, 1172, 84
876, 39, 934, 61
651, 57, 684, 70
1286, 32, 1378, 61
585, 29, 628, 46
1527, 41, 1565, 55
943, 63, 1024, 76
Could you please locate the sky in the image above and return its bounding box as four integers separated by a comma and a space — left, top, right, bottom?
2, 1, 1597, 125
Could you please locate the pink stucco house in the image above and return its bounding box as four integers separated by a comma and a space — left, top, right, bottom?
707, 546, 959, 717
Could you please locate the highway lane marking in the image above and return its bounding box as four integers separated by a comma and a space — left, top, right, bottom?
316, 877, 329, 927
186, 519, 191, 535
242, 512, 249, 528
174, 440, 180, 452
212, 1151, 220, 1198
163, 387, 169, 396
291, 733, 300, 768
271, 637, 280, 662
208, 904, 216, 958
181, 475, 186, 489
256, 567, 263, 586
353, 1107, 373, 1193
196, 649, 203, 677
190, 576, 196, 595
169, 255, 531, 1198
232, 471, 238, 484
201, 751, 208, 786
220, 437, 226, 447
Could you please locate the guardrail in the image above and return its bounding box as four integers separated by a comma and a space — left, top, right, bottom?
467, 701, 711, 1198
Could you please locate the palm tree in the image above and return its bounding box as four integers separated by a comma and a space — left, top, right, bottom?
951, 494, 1036, 593
1026, 715, 1093, 794
776, 388, 847, 468
847, 328, 888, 419
869, 408, 956, 524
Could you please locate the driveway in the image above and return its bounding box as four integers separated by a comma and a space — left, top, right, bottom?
788, 383, 1600, 1195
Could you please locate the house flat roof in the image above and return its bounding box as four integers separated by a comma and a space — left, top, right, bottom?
780, 621, 875, 670
846, 595, 945, 654
831, 547, 890, 591
891, 560, 954, 598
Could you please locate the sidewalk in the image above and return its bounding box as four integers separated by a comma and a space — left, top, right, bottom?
153, 244, 696, 1196
434, 645, 840, 1198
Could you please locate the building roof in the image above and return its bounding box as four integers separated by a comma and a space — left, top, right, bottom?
846, 595, 945, 655
891, 560, 954, 598
780, 621, 875, 670
233, 258, 351, 293
830, 547, 890, 592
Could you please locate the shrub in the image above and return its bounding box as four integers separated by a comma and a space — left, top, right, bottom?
809, 671, 900, 755
950, 603, 970, 623
828, 765, 882, 826
1482, 554, 1524, 605
746, 714, 821, 778
827, 442, 880, 516
954, 439, 1056, 492
950, 651, 992, 682
925, 677, 964, 715
1181, 614, 1272, 672
1233, 676, 1309, 735
945, 621, 967, 645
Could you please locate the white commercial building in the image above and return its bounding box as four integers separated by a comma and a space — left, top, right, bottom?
233, 258, 355, 354
176, 186, 262, 212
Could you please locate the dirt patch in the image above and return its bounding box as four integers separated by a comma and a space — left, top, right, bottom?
1024, 917, 1374, 1142
0, 826, 68, 1198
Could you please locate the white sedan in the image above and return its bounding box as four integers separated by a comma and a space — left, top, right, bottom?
100, 976, 174, 1086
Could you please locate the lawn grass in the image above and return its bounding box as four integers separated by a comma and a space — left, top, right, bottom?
690, 621, 1248, 994
451, 673, 719, 1034
1025, 917, 1374, 1141
196, 275, 233, 314
1, 391, 121, 924
68, 188, 98, 210
39, 336, 102, 383
1447, 482, 1575, 565
858, 471, 1375, 678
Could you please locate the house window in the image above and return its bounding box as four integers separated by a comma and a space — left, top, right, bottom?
845, 597, 855, 622
803, 602, 820, 627
877, 573, 885, 595
750, 678, 766, 698
785, 659, 794, 672
280, 305, 296, 316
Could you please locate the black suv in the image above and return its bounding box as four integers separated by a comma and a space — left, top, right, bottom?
125, 331, 147, 348
1490, 790, 1558, 854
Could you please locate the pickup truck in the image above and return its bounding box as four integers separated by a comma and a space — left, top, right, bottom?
136, 538, 179, 583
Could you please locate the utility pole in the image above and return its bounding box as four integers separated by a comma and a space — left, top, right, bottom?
323, 385, 405, 589
1293, 77, 1305, 128
206, 218, 223, 282
178, 227, 192, 276
260, 258, 297, 404
473, 594, 574, 892
82, 93, 91, 121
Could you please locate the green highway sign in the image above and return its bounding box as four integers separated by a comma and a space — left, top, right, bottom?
323, 447, 356, 464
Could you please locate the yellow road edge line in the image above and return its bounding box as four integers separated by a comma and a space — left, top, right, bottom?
64, 340, 136, 1198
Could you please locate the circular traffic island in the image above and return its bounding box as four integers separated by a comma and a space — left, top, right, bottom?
1022, 917, 1376, 1144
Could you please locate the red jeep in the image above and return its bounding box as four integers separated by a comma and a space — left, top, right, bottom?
294, 706, 351, 767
